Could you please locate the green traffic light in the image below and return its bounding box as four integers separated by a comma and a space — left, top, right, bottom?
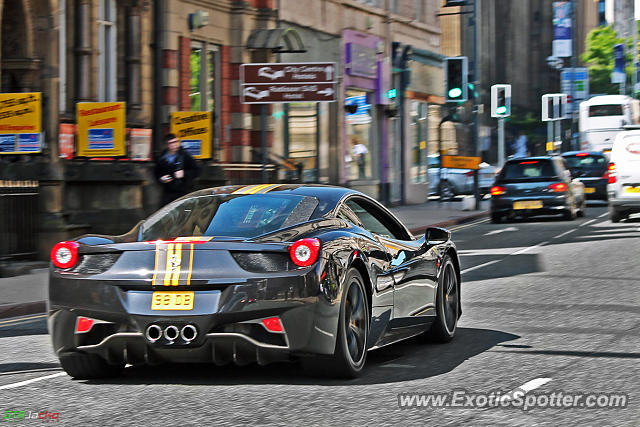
496, 106, 508, 115
387, 88, 397, 99
448, 87, 462, 98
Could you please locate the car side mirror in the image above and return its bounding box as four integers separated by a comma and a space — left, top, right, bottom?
424, 227, 450, 246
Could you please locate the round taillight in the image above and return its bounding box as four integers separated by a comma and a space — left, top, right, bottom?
289, 238, 321, 267
51, 241, 79, 269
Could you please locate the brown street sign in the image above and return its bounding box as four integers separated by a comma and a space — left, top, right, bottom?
241, 62, 337, 84
241, 83, 336, 104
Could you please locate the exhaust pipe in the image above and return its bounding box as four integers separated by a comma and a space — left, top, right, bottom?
163, 325, 180, 342
180, 324, 198, 342
145, 324, 162, 342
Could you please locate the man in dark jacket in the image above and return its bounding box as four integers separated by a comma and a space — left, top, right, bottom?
155, 133, 199, 207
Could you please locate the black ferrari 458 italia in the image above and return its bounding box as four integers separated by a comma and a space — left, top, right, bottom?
49, 184, 461, 379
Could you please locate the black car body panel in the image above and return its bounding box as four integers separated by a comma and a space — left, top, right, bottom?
49, 185, 460, 367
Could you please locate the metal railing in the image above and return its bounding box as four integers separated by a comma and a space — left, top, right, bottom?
0, 181, 39, 260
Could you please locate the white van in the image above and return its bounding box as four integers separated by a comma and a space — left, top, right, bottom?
607, 129, 640, 222
579, 95, 640, 153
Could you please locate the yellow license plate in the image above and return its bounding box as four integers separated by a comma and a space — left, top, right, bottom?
624, 186, 640, 193
584, 187, 596, 194
151, 292, 194, 310
513, 200, 543, 210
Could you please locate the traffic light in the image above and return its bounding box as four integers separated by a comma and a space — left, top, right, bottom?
445, 57, 468, 103
541, 94, 568, 121
491, 84, 511, 117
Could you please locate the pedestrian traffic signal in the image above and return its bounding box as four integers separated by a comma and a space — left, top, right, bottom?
491, 84, 511, 118
445, 57, 468, 103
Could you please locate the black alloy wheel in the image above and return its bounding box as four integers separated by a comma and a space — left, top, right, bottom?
302, 268, 369, 378
425, 255, 459, 343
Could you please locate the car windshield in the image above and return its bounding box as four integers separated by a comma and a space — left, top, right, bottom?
140, 194, 319, 240
501, 160, 556, 181
563, 154, 607, 176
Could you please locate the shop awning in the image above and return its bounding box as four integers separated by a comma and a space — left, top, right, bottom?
246, 28, 307, 53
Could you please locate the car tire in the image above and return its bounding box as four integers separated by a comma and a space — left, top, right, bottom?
59, 352, 124, 380
424, 255, 459, 343
490, 212, 502, 224
610, 207, 624, 223
438, 181, 456, 201
302, 268, 369, 378
563, 204, 576, 221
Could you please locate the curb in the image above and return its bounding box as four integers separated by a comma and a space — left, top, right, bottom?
409, 210, 489, 235
0, 301, 47, 320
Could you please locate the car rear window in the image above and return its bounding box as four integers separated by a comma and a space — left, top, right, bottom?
563, 154, 607, 176
141, 194, 319, 240
502, 160, 556, 180
589, 104, 623, 117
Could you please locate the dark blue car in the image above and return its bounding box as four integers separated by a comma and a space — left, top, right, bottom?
561, 151, 609, 201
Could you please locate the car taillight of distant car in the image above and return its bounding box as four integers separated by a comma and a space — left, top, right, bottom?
548, 183, 568, 192
605, 162, 617, 184
490, 186, 506, 196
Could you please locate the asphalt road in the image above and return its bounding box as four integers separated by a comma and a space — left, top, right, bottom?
1, 205, 638, 426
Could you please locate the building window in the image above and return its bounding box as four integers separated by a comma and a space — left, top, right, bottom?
98, 0, 116, 101
190, 42, 219, 113
598, 0, 606, 26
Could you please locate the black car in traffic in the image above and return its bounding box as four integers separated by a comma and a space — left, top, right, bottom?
490, 156, 586, 223
561, 151, 609, 201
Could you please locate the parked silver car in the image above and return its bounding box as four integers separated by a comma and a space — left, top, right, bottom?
428, 155, 498, 200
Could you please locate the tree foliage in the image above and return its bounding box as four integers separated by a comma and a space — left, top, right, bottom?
581, 24, 637, 95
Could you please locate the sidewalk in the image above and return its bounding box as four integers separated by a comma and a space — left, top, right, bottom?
0, 198, 488, 319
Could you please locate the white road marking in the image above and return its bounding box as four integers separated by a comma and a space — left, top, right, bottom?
461, 260, 501, 275
484, 226, 519, 236
0, 372, 66, 390
500, 377, 553, 402
579, 219, 597, 227
598, 212, 608, 218
553, 229, 576, 239
450, 218, 489, 232
518, 377, 553, 392
512, 241, 549, 255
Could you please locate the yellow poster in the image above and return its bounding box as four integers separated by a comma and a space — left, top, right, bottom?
76, 102, 126, 157
170, 111, 212, 159
0, 92, 42, 154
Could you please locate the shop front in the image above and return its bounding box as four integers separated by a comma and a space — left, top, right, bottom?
342, 29, 388, 200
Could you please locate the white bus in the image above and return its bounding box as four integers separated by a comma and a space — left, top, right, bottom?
579, 95, 640, 153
